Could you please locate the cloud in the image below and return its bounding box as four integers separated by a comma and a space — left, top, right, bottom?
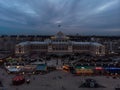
0, 0, 119, 35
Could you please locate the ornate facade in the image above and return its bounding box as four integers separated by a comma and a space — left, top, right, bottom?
15, 31, 105, 56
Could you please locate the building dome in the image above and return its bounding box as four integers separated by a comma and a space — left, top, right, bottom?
55, 31, 65, 38
50, 31, 69, 40
56, 31, 64, 36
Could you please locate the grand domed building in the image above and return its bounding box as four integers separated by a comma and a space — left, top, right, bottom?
15, 31, 105, 56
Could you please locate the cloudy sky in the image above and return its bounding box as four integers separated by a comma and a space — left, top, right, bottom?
0, 0, 120, 35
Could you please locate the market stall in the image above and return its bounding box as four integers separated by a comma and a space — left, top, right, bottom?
21, 65, 36, 74
35, 64, 47, 74
94, 67, 104, 75
6, 66, 21, 74
75, 66, 94, 75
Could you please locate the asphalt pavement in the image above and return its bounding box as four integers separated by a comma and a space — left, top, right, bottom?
0, 68, 120, 90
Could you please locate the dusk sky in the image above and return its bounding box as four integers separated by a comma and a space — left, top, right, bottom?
0, 0, 120, 35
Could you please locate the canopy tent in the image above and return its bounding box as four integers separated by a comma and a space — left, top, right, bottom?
12, 75, 25, 85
